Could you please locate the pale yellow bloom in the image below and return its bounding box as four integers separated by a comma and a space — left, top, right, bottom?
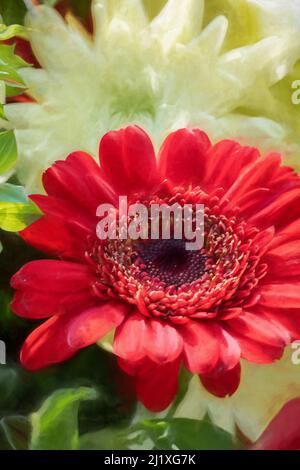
4, 0, 300, 191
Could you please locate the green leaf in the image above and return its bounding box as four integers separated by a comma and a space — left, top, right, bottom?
0, 44, 29, 69
0, 104, 6, 120
0, 200, 41, 232
0, 68, 25, 97
0, 183, 28, 203
0, 80, 5, 103
0, 23, 28, 40
80, 427, 128, 450
0, 416, 30, 450
0, 44, 29, 97
0, 183, 42, 232
132, 418, 242, 450
166, 367, 192, 418
0, 0, 27, 26
30, 387, 98, 450
80, 418, 242, 451
0, 130, 17, 175
69, 0, 91, 20
0, 367, 19, 405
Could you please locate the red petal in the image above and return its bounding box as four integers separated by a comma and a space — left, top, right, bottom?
143, 319, 183, 363
114, 312, 147, 362
114, 314, 183, 364
226, 308, 286, 363
11, 260, 97, 318
205, 140, 259, 192
200, 363, 241, 398
251, 227, 275, 256
30, 194, 95, 234
220, 152, 300, 225
12, 289, 94, 319
248, 188, 300, 230
135, 358, 180, 412
260, 307, 300, 340
11, 260, 95, 292
43, 151, 117, 214
222, 152, 280, 204
269, 218, 300, 250
158, 128, 211, 186
21, 301, 129, 370
264, 241, 300, 280
67, 302, 129, 349
218, 329, 241, 371
20, 213, 91, 260
230, 334, 284, 363
28, 152, 117, 259
268, 240, 300, 259
99, 125, 159, 195
259, 283, 300, 309
253, 398, 300, 450
226, 311, 289, 348
225, 187, 270, 215
180, 321, 221, 374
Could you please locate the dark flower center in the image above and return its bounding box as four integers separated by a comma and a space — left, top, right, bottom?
91, 186, 268, 322
134, 239, 207, 287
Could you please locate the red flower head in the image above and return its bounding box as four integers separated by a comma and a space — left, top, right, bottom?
11, 126, 300, 411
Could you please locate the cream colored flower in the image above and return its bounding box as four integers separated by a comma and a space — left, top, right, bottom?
4, 0, 300, 191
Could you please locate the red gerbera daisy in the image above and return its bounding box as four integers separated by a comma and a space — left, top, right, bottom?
11, 125, 300, 411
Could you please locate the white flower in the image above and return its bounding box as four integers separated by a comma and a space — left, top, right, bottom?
4, 0, 300, 191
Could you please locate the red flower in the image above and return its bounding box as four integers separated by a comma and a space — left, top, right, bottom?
11, 126, 300, 411
253, 398, 300, 450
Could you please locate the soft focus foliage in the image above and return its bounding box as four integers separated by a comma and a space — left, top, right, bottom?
30, 387, 97, 450
80, 417, 242, 450
0, 24, 28, 41
0, 29, 41, 232
0, 183, 40, 231
0, 0, 27, 26
0, 44, 28, 106
0, 130, 16, 173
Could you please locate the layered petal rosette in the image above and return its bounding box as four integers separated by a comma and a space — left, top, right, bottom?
3, 0, 300, 191
11, 126, 300, 413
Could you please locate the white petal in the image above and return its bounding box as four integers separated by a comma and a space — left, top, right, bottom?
151, 0, 204, 51
92, 0, 147, 48
190, 15, 228, 57
248, 0, 300, 37
25, 6, 93, 71
220, 36, 295, 89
